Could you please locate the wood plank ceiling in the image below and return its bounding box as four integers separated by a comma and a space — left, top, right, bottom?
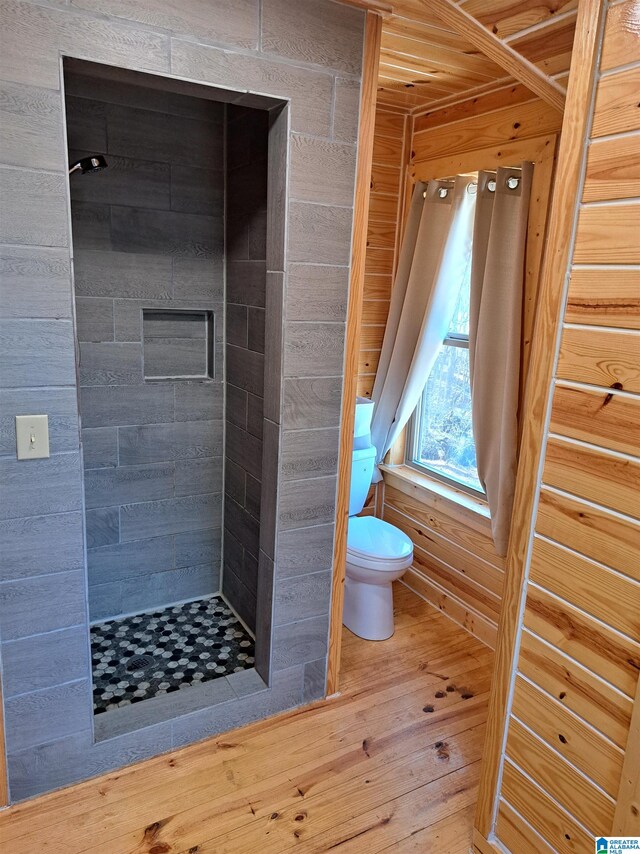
376, 0, 577, 113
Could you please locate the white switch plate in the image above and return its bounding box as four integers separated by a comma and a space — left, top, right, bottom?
16, 414, 50, 460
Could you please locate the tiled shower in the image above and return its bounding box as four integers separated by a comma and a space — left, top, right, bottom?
65, 65, 269, 713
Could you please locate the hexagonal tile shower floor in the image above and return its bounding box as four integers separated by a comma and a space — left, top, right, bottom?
90, 596, 255, 714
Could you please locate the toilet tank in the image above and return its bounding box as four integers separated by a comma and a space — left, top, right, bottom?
349, 445, 377, 516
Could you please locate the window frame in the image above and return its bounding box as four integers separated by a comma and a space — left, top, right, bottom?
405, 330, 486, 500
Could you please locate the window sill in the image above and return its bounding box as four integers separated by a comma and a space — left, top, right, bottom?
379, 463, 491, 520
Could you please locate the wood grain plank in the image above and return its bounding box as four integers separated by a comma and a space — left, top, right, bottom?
519, 629, 633, 749
583, 134, 640, 202
613, 673, 640, 834
412, 100, 562, 162
512, 675, 624, 799
530, 536, 640, 640
413, 83, 535, 131
509, 13, 577, 76
506, 717, 616, 833
462, 0, 578, 40
566, 267, 640, 329
574, 203, 640, 264
592, 66, 640, 137
601, 0, 640, 71
549, 383, 640, 456
535, 487, 640, 581
501, 759, 593, 853
402, 568, 497, 648
524, 582, 640, 696
543, 437, 640, 519
496, 800, 555, 854
557, 326, 640, 393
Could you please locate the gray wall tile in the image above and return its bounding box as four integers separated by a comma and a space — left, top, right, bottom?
274, 570, 332, 626
71, 0, 258, 49
143, 337, 207, 379
74, 250, 172, 300
0, 81, 65, 171
261, 0, 363, 75
82, 427, 118, 469
120, 493, 221, 541
226, 344, 264, 397
175, 457, 223, 497
79, 342, 142, 386
80, 384, 174, 427
259, 418, 279, 561
333, 77, 361, 143
0, 452, 82, 521
76, 298, 114, 343
0, 570, 87, 641
227, 261, 266, 308
254, 550, 274, 682
0, 246, 71, 320
173, 257, 223, 302
71, 203, 112, 250
266, 106, 288, 272
221, 567, 256, 631
171, 165, 224, 215
88, 579, 121, 621
84, 462, 174, 509
226, 304, 247, 347
278, 475, 337, 531
0, 512, 84, 582
276, 524, 335, 579
1, 626, 90, 697
171, 40, 332, 136
283, 322, 345, 378
0, 0, 170, 90
264, 271, 284, 424
226, 421, 262, 481
280, 427, 339, 481
4, 680, 92, 753
175, 381, 224, 421
289, 134, 357, 207
303, 657, 327, 703
118, 420, 223, 464
0, 320, 76, 387
65, 96, 107, 152
283, 376, 343, 429
175, 527, 221, 568
120, 563, 218, 614
271, 614, 329, 672
286, 264, 349, 323
288, 201, 354, 265
85, 506, 119, 549
88, 534, 174, 585
0, 388, 79, 456
110, 207, 222, 258
0, 167, 67, 247
68, 151, 171, 210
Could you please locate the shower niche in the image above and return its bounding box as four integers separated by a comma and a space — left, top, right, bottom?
64, 59, 285, 733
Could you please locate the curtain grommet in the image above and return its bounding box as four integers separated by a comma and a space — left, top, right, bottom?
506, 176, 520, 190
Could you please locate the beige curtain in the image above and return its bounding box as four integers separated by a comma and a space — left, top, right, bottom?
371, 175, 477, 479
469, 164, 533, 555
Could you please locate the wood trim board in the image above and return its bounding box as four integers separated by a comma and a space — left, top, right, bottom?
327, 11, 383, 696
473, 0, 608, 839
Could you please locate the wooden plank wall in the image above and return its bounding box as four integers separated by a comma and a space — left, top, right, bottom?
381, 91, 563, 648
357, 106, 409, 400
490, 1, 640, 848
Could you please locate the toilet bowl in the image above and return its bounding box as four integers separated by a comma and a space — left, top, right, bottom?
342, 437, 414, 641
344, 515, 413, 640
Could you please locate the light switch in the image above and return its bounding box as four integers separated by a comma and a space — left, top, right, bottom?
16, 415, 50, 460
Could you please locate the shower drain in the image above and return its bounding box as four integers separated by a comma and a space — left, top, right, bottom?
125, 654, 156, 673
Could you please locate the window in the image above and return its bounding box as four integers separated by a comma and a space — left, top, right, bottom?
406, 258, 484, 496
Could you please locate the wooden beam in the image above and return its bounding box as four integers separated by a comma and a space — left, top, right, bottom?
326, 10, 383, 696
473, 0, 607, 839
418, 0, 566, 113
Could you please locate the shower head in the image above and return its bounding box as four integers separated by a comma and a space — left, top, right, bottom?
68, 155, 108, 176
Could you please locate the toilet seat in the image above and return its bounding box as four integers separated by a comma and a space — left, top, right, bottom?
347, 516, 413, 571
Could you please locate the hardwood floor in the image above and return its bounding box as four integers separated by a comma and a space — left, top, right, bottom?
0, 583, 492, 853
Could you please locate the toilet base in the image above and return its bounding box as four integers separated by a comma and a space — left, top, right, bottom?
343, 575, 395, 641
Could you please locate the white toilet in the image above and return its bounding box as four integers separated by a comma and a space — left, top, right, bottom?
343, 444, 414, 641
